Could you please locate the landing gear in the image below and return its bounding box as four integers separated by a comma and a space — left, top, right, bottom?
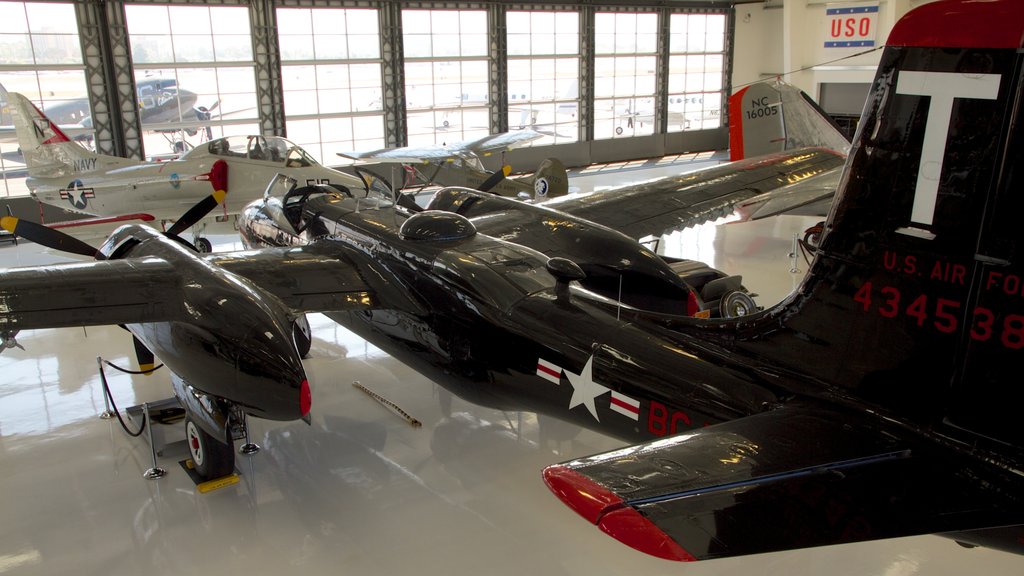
185, 416, 235, 479
194, 237, 213, 253
720, 290, 757, 318
292, 314, 312, 358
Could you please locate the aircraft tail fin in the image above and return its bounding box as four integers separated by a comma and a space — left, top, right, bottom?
771, 0, 1024, 446
6, 91, 100, 178
728, 79, 850, 161
529, 157, 569, 200
544, 1, 1024, 561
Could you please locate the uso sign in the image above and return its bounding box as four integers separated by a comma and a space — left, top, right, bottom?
824, 5, 879, 48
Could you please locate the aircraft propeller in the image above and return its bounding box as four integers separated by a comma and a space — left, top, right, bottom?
167, 159, 228, 237
132, 335, 157, 374
1, 175, 227, 259
395, 190, 424, 213
0, 216, 102, 259
477, 164, 511, 193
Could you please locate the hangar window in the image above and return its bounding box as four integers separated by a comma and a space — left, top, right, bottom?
667, 13, 727, 132
506, 10, 580, 146
0, 1, 85, 198
402, 9, 489, 147
125, 4, 259, 158
593, 11, 658, 140
278, 8, 385, 164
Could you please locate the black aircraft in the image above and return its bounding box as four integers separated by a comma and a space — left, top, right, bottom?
40, 78, 200, 129
1, 0, 1022, 563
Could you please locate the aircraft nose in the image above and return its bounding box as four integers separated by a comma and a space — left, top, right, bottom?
236, 326, 310, 421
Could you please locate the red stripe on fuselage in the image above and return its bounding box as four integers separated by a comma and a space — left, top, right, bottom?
610, 396, 639, 415
537, 364, 560, 379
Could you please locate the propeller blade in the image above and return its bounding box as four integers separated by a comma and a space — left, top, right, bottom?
133, 336, 156, 375
166, 159, 228, 237
0, 216, 100, 259
478, 165, 511, 193
396, 191, 424, 213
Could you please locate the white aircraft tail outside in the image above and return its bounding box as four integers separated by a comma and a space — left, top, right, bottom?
4, 89, 131, 179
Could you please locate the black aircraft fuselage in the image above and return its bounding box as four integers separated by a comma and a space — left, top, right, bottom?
242, 190, 780, 443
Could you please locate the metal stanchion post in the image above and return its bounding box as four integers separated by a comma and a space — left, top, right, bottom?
239, 412, 260, 455
142, 402, 167, 479
789, 233, 801, 274
97, 356, 115, 420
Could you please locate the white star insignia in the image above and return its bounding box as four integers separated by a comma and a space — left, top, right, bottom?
564, 355, 609, 422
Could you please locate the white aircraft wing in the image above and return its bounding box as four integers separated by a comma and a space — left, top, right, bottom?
735, 168, 842, 221
338, 130, 543, 163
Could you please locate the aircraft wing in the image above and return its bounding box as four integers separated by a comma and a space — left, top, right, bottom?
0, 258, 182, 331
456, 130, 543, 155
0, 243, 409, 336
204, 242, 422, 315
337, 148, 438, 163
541, 147, 845, 240
734, 168, 842, 221
543, 404, 1022, 561
338, 130, 542, 164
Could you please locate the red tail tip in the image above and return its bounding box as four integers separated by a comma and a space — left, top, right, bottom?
541, 465, 696, 562
300, 378, 311, 417
26, 100, 72, 144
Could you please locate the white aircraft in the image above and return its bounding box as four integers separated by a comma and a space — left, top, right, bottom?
726, 78, 852, 221
338, 130, 569, 201
6, 90, 365, 251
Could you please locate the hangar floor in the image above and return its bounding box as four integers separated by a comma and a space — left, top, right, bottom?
1, 158, 1022, 576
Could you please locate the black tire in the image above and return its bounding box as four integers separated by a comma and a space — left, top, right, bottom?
185, 416, 235, 480
719, 291, 756, 318
615, 126, 624, 135
195, 237, 213, 253
292, 314, 312, 358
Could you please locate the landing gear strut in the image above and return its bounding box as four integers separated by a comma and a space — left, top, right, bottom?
192, 222, 212, 253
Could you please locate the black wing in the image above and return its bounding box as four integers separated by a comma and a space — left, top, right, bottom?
543, 405, 1024, 561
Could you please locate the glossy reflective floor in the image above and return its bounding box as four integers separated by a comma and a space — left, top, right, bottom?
2, 160, 1023, 576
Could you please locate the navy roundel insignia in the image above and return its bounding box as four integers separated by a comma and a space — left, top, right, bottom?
59, 179, 96, 210
534, 177, 549, 199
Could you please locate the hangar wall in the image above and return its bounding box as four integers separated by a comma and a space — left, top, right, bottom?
734, 0, 939, 101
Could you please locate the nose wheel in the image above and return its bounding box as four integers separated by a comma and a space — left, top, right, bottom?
185, 416, 234, 479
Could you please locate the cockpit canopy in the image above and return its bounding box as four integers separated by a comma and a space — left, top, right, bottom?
195, 135, 319, 167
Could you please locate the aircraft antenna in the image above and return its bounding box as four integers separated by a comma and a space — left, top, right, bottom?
616, 274, 623, 321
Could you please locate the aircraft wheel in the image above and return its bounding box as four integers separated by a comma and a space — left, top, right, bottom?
185, 417, 235, 480
615, 126, 623, 135
292, 314, 312, 358
720, 291, 756, 318
195, 237, 213, 253
803, 222, 825, 250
